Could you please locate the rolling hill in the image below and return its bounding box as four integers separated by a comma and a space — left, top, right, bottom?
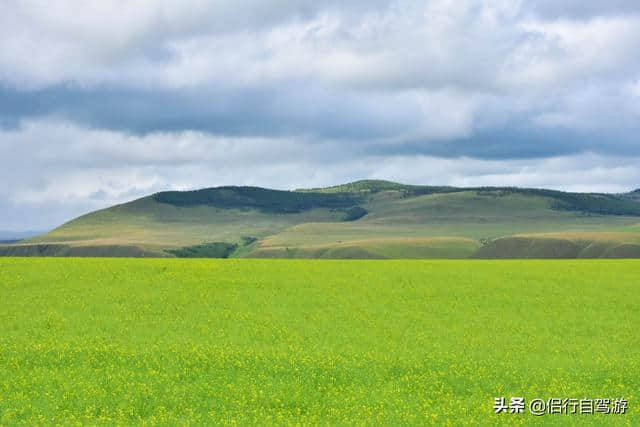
2, 180, 640, 258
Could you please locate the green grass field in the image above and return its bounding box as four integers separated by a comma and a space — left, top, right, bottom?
1, 258, 638, 425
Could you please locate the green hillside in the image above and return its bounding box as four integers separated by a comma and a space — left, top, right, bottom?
2, 180, 640, 258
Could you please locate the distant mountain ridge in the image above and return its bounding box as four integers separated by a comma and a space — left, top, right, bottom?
0, 230, 45, 243
2, 180, 640, 258
625, 188, 640, 200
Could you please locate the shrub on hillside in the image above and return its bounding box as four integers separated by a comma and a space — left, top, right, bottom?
343, 206, 368, 221
167, 242, 238, 258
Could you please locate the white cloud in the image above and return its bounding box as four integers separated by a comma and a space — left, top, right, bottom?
1, 1, 640, 229
2, 120, 639, 230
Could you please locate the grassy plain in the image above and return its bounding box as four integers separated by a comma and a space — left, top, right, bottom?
1, 258, 638, 424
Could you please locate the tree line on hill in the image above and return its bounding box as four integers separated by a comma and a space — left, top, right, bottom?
154, 186, 363, 214
153, 183, 640, 217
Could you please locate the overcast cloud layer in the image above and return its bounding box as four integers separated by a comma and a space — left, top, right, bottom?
1, 0, 640, 231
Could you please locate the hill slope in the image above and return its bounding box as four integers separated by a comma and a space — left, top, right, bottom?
2, 180, 640, 258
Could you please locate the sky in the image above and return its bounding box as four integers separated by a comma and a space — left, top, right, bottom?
1, 0, 640, 231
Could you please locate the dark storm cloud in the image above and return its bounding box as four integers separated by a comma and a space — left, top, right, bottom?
3, 82, 639, 160
526, 1, 640, 19
0, 84, 415, 140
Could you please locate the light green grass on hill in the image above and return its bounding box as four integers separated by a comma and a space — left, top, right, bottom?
250, 191, 640, 258
251, 236, 480, 259
24, 196, 345, 255
1, 258, 638, 424
476, 231, 640, 258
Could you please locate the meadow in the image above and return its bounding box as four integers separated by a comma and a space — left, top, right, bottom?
1, 258, 639, 425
